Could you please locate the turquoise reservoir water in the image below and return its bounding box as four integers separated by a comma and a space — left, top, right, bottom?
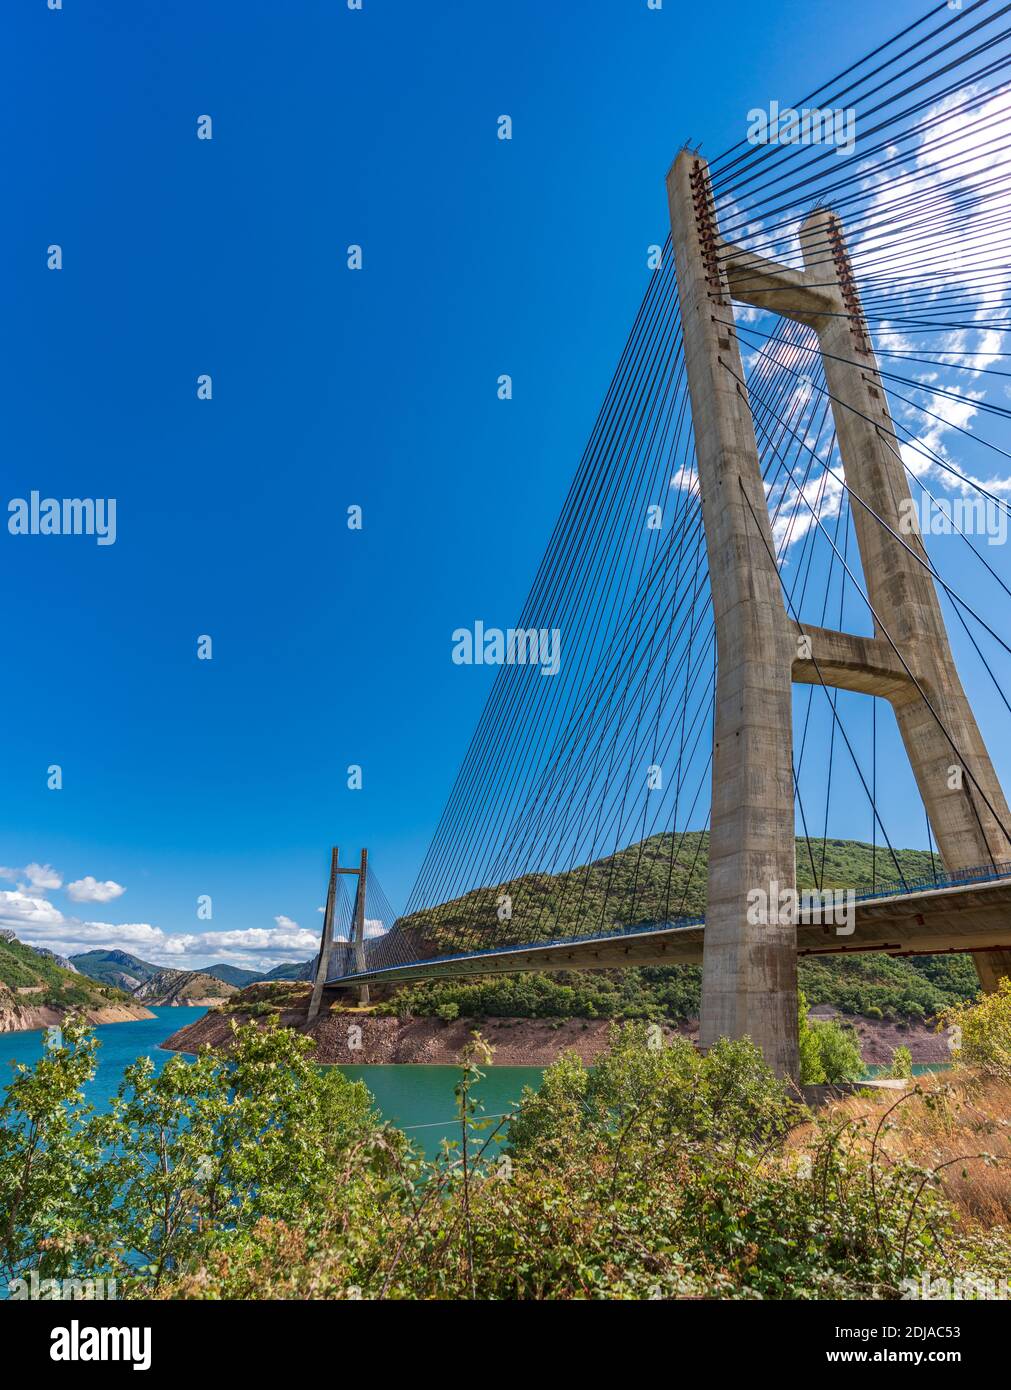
0, 1010, 544, 1158
0, 1008, 209, 1111
863, 1062, 950, 1079
339, 1063, 543, 1157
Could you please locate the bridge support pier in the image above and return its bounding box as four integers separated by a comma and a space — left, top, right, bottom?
307, 845, 371, 1021
667, 155, 800, 1081
307, 847, 340, 1023
667, 149, 1011, 1080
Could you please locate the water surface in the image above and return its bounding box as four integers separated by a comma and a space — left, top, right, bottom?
0, 1011, 543, 1157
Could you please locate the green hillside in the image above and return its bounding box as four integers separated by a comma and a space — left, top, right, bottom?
387, 834, 976, 1024
401, 831, 940, 956
263, 961, 314, 982
203, 963, 263, 988
0, 936, 134, 1010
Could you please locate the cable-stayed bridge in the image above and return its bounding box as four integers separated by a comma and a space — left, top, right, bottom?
316, 1, 1011, 1078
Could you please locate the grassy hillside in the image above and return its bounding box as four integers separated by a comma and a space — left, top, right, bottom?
0, 936, 135, 1010
384, 834, 975, 1024
202, 963, 262, 988
262, 961, 314, 982
400, 832, 940, 956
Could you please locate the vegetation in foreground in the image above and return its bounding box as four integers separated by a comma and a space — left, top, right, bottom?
2, 989, 1010, 1300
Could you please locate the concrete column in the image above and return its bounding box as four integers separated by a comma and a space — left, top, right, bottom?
799, 211, 1011, 991
975, 950, 1011, 992
308, 847, 339, 1022
354, 847, 371, 1006
667, 152, 799, 1080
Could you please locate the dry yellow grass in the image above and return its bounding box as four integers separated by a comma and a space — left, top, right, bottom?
789, 1071, 1011, 1229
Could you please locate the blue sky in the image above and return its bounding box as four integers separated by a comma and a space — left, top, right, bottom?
3, 0, 1005, 970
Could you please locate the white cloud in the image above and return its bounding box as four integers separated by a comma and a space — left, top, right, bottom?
1, 858, 316, 971
669, 462, 699, 493
738, 85, 1011, 556
0, 863, 62, 892
66, 876, 127, 904
0, 890, 65, 928
198, 928, 320, 954
7, 914, 319, 972
847, 86, 1011, 500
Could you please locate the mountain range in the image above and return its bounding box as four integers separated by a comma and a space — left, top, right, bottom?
70, 949, 314, 1003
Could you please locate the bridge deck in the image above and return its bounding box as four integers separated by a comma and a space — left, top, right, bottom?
329, 864, 1011, 988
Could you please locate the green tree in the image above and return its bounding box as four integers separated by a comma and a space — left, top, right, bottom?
88, 1019, 396, 1288
798, 992, 826, 1084
941, 978, 1011, 1082
509, 1023, 796, 1157
0, 1015, 104, 1289
811, 1019, 865, 1083
797, 993, 864, 1084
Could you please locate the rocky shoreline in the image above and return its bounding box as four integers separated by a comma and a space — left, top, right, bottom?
161, 1006, 955, 1068
0, 998, 155, 1035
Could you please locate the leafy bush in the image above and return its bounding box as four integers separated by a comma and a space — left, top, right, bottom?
0, 1015, 400, 1293
888, 1045, 914, 1080
507, 1024, 795, 1156
811, 1020, 865, 1083
4, 1016, 1003, 1301
166, 1026, 969, 1300
0, 1017, 104, 1291
798, 993, 864, 1084
942, 979, 1011, 1083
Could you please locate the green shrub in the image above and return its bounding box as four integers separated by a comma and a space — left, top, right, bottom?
6, 1016, 1001, 1302
811, 1020, 865, 1083
798, 992, 864, 1084
165, 1025, 968, 1301
941, 978, 1011, 1082
887, 1045, 913, 1080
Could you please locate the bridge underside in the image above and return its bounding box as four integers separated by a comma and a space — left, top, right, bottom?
329, 878, 1011, 989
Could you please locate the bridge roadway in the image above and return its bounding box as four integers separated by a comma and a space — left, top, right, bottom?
329, 864, 1011, 988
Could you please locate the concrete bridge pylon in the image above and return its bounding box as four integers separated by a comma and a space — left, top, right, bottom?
666, 151, 1011, 1080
